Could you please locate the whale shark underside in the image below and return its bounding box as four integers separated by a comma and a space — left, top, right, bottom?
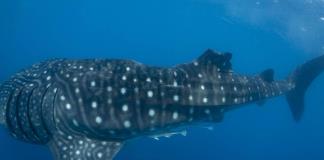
0, 49, 323, 160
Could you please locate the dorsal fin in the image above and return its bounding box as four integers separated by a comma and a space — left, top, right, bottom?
260, 69, 274, 83
196, 49, 233, 72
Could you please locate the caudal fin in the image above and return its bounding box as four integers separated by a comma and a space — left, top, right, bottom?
286, 54, 324, 122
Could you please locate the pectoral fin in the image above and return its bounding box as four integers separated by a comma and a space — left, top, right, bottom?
48, 132, 123, 160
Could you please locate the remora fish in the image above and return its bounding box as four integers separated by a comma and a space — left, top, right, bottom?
0, 49, 323, 160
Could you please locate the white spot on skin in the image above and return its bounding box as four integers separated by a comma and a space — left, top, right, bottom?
234, 98, 238, 103
91, 81, 96, 87
73, 77, 78, 82
320, 17, 324, 21
194, 62, 199, 66
122, 75, 127, 81
134, 87, 139, 93
220, 86, 224, 91
203, 97, 208, 103
148, 109, 155, 117
46, 76, 51, 81
222, 97, 226, 103
198, 73, 203, 78
218, 75, 222, 79
120, 88, 127, 95
95, 116, 102, 124
234, 86, 237, 92
66, 103, 71, 110
173, 95, 179, 102
92, 101, 98, 108
76, 150, 80, 155
147, 90, 154, 98
87, 153, 91, 157
146, 78, 151, 82
75, 88, 80, 94
107, 86, 112, 92
72, 119, 79, 126
173, 112, 179, 120
201, 85, 205, 90
107, 99, 112, 104
97, 152, 103, 158
124, 120, 131, 128
60, 96, 66, 101
122, 104, 128, 112
189, 95, 193, 101
173, 81, 178, 87
126, 67, 131, 71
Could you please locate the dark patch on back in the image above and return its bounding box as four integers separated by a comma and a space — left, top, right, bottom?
197, 49, 232, 73
259, 69, 274, 83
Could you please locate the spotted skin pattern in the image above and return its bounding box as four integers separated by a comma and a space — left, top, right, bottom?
0, 50, 297, 160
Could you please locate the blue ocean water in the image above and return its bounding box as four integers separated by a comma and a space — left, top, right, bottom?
1, 0, 324, 160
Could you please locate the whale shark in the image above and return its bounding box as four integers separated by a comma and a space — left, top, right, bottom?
0, 49, 323, 160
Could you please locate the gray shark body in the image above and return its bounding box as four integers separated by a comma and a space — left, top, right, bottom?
0, 49, 323, 160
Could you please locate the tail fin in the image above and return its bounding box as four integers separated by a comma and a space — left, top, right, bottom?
286, 55, 324, 122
